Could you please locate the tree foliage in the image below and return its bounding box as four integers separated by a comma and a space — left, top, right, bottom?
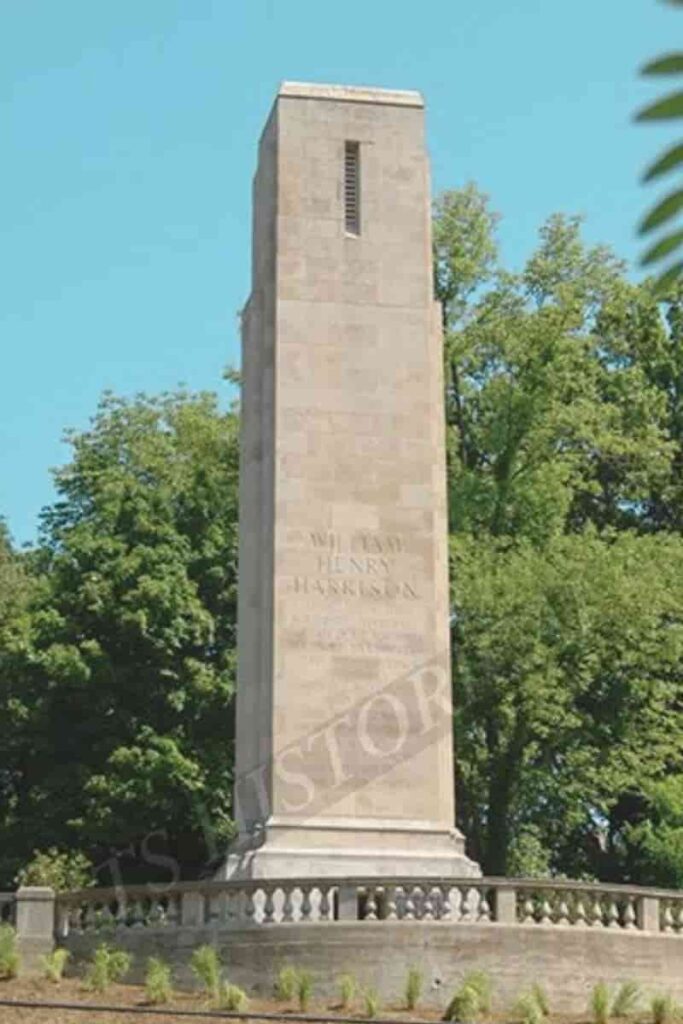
0, 392, 239, 885
436, 186, 683, 877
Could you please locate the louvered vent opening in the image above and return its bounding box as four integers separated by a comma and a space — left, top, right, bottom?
344, 141, 360, 235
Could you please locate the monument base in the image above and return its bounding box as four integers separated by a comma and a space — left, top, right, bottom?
214, 817, 481, 880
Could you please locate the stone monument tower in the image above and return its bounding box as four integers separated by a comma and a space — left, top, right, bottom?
218, 82, 479, 879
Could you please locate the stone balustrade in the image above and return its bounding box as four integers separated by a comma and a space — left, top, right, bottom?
54, 876, 683, 936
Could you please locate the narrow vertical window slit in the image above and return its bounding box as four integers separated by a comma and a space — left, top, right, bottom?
344, 141, 360, 235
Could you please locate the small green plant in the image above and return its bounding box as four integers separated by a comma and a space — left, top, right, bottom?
531, 983, 550, 1017
363, 987, 380, 1019
514, 992, 545, 1024
338, 973, 357, 1010
612, 982, 641, 1018
591, 982, 611, 1024
444, 982, 482, 1023
40, 948, 70, 983
217, 981, 248, 1012
275, 965, 298, 1001
0, 925, 19, 980
405, 966, 423, 1010
652, 994, 678, 1024
463, 971, 492, 1013
145, 957, 173, 1005
297, 969, 313, 1012
84, 944, 131, 993
190, 945, 221, 1002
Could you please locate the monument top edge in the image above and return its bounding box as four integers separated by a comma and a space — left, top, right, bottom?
278, 81, 424, 108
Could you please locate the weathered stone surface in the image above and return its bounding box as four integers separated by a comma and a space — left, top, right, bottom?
62, 923, 683, 1012
219, 82, 478, 878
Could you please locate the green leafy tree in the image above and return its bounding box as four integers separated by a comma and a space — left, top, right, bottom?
436, 186, 683, 878
453, 531, 683, 876
0, 391, 239, 885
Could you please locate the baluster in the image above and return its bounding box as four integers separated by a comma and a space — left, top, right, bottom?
590, 896, 605, 928
478, 890, 492, 923
460, 887, 474, 923
83, 902, 97, 932
539, 893, 553, 926
440, 885, 452, 922
100, 903, 116, 930
623, 899, 637, 931
364, 887, 379, 921
422, 887, 435, 921
413, 885, 426, 920
244, 889, 257, 927
55, 902, 69, 939
450, 887, 463, 922
385, 886, 399, 921
67, 903, 82, 934
522, 895, 536, 924
263, 887, 275, 924
393, 885, 406, 920
319, 885, 332, 921
673, 903, 683, 934
404, 886, 416, 920
605, 897, 619, 929
130, 899, 145, 928
114, 898, 127, 929
282, 887, 294, 923
662, 903, 674, 934
573, 895, 588, 928
557, 897, 570, 926
301, 886, 313, 922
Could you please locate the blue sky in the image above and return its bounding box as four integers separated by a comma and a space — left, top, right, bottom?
0, 0, 678, 545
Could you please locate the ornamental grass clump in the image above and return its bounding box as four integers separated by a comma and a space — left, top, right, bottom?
530, 983, 550, 1017
145, 957, 173, 1005
611, 982, 641, 1018
297, 969, 313, 1012
338, 973, 358, 1010
444, 983, 482, 1024
40, 948, 70, 984
190, 945, 221, 1003
0, 925, 19, 980
651, 994, 678, 1024
84, 944, 131, 994
217, 981, 248, 1012
514, 985, 550, 1024
443, 973, 492, 1023
363, 987, 380, 1019
275, 965, 298, 1001
405, 966, 423, 1010
591, 982, 611, 1024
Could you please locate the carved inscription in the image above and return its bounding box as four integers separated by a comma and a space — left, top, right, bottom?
285, 529, 419, 602
283, 613, 426, 655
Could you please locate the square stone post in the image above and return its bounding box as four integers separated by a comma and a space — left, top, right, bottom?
15, 887, 55, 975
181, 890, 205, 928
494, 885, 518, 924
636, 894, 660, 933
337, 885, 359, 921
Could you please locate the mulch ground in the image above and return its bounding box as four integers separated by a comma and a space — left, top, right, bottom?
0, 978, 449, 1024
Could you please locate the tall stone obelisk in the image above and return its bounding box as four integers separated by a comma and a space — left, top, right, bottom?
218, 82, 479, 879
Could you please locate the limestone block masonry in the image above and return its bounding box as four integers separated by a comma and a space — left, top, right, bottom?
217, 82, 479, 880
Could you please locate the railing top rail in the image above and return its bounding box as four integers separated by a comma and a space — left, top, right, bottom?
56, 875, 683, 905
